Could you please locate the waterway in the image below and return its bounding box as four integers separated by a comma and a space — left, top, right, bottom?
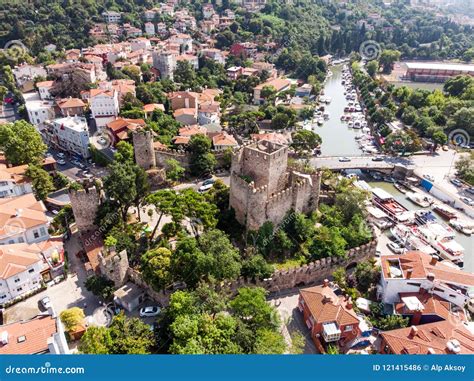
368, 181, 474, 273
315, 65, 364, 157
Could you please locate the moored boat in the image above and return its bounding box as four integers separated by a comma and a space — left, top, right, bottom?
433, 205, 457, 220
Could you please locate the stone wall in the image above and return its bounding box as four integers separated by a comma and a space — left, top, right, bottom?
127, 267, 172, 307
220, 239, 377, 296
99, 248, 129, 288
155, 148, 227, 172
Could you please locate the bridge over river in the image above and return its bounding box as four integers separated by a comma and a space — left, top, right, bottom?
309, 156, 414, 171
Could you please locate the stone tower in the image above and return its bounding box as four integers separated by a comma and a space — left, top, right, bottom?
68, 181, 102, 233
229, 140, 321, 231
133, 130, 156, 170
98, 248, 129, 288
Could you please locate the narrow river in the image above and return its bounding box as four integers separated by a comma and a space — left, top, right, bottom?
369, 181, 474, 272
316, 65, 363, 157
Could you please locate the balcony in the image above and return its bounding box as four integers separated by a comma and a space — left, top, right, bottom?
322, 322, 341, 343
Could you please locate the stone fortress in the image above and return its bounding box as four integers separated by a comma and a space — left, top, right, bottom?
230, 140, 322, 231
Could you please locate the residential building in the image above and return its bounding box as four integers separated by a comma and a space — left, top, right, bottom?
295, 83, 313, 98
252, 61, 278, 78
12, 64, 47, 91
253, 78, 291, 104
24, 93, 55, 129
0, 194, 50, 245
57, 97, 86, 117
230, 42, 257, 59
298, 281, 361, 352
36, 81, 54, 100
380, 320, 474, 354
145, 22, 155, 36
89, 89, 120, 128
168, 91, 199, 111
0, 239, 64, 304
202, 4, 215, 19
176, 54, 199, 70
402, 62, 474, 83
102, 11, 121, 24
0, 165, 33, 199
201, 48, 226, 65
0, 309, 69, 354
378, 251, 474, 309
48, 116, 90, 159
212, 133, 238, 150
198, 102, 220, 125
174, 108, 198, 125
106, 118, 146, 145
170, 33, 193, 53
143, 103, 165, 119
227, 66, 243, 80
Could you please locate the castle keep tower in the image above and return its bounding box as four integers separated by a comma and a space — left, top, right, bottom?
68, 181, 102, 233
229, 140, 321, 231
133, 130, 156, 170
98, 248, 129, 287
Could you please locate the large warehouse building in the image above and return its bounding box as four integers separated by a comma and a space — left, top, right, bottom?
403, 62, 474, 82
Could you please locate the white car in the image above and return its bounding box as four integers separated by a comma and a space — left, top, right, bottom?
339, 157, 351, 162
40, 296, 52, 310
198, 178, 215, 193
460, 197, 474, 207
387, 242, 404, 254
98, 137, 108, 145
139, 306, 161, 317
57, 153, 65, 159
423, 174, 435, 182
57, 159, 66, 165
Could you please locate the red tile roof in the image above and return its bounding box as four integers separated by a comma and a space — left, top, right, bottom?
300, 285, 359, 326
381, 320, 474, 354
0, 243, 42, 279
0, 315, 58, 354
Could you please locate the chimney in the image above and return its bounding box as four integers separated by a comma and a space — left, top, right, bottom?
412, 310, 422, 326
409, 326, 418, 339
427, 272, 435, 282
322, 296, 332, 304
406, 269, 413, 279
323, 279, 329, 287
430, 256, 438, 266
15, 208, 23, 217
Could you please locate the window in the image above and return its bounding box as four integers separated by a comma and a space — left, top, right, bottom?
17, 287, 23, 292
344, 325, 353, 332
0, 295, 6, 299
14, 278, 20, 283
33, 230, 39, 239
28, 268, 35, 273
39, 227, 47, 236
18, 237, 24, 243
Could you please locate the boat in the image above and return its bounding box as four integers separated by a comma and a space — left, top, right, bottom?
390, 224, 437, 255
433, 205, 457, 220
449, 219, 473, 236
393, 183, 407, 194
412, 212, 464, 265
406, 192, 433, 208
371, 187, 414, 224
317, 118, 324, 126
323, 112, 330, 120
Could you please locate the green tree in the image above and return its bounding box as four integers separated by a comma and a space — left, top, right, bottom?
60, 307, 85, 333
79, 326, 112, 354
0, 120, 47, 165
291, 130, 322, 156
241, 254, 274, 280
366, 60, 379, 77
141, 247, 172, 291
165, 158, 185, 182
188, 134, 216, 176
253, 328, 287, 354
26, 164, 54, 200
84, 275, 115, 300
108, 313, 154, 354
375, 315, 409, 331
379, 50, 401, 74
354, 260, 379, 294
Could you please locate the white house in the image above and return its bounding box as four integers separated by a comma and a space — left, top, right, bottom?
89, 89, 120, 128
102, 11, 121, 23
145, 22, 155, 36
0, 165, 33, 199
24, 92, 55, 128
36, 81, 54, 100
198, 102, 220, 125
378, 251, 474, 309
50, 116, 91, 159
0, 194, 50, 246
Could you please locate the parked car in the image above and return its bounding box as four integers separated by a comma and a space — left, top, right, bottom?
56, 153, 65, 159
375, 249, 382, 257
198, 178, 215, 193
466, 187, 474, 196
450, 178, 463, 187
139, 306, 161, 317
57, 159, 66, 165
387, 242, 404, 254
98, 137, 108, 145
460, 197, 474, 207
339, 157, 351, 162
371, 156, 384, 162
423, 174, 435, 182
40, 296, 52, 310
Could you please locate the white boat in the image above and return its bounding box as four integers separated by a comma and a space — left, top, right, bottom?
325, 96, 332, 104
317, 118, 324, 126
449, 219, 473, 236
406, 192, 433, 208
390, 224, 437, 255
323, 112, 330, 120
348, 121, 354, 128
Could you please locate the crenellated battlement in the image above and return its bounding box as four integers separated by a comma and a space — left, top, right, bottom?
266, 187, 293, 204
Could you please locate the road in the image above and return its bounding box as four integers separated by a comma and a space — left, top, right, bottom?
310, 155, 398, 170
0, 102, 18, 124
